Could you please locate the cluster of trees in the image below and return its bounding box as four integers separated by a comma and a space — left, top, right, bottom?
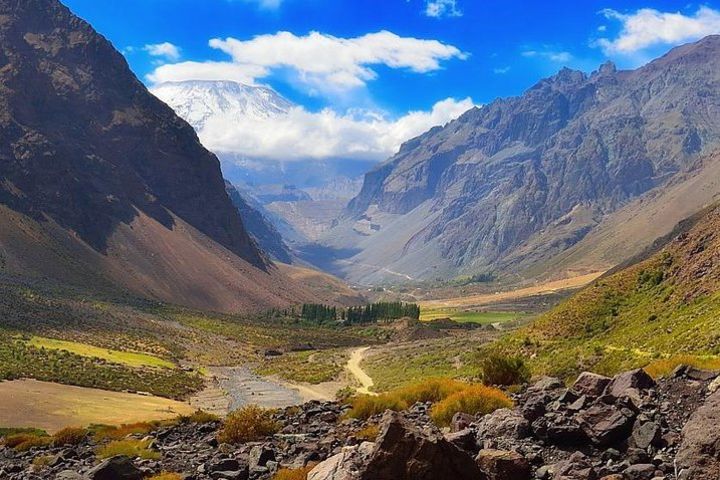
300, 304, 338, 324
300, 301, 420, 324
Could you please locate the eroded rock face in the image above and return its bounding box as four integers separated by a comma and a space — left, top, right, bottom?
676, 389, 720, 479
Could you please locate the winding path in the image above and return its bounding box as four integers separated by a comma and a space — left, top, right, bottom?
347, 347, 377, 395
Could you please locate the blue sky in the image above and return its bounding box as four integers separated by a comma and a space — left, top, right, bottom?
63, 0, 720, 162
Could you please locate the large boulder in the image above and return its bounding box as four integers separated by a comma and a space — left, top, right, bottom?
308, 411, 483, 480
87, 456, 143, 480
676, 389, 720, 479
576, 403, 635, 447
604, 369, 655, 399
476, 408, 530, 449
476, 449, 531, 480
572, 373, 611, 398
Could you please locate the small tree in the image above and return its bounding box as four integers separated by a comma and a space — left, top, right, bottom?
479, 354, 530, 386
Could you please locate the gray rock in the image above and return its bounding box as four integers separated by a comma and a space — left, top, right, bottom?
87, 456, 143, 480
476, 449, 531, 480
572, 373, 611, 397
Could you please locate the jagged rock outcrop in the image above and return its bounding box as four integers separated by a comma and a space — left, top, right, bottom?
329, 37, 720, 284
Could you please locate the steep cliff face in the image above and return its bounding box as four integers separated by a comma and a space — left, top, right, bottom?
0, 0, 316, 311
338, 37, 720, 283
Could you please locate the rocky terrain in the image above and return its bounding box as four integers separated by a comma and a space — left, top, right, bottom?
4, 366, 720, 479
324, 36, 720, 285
0, 0, 319, 312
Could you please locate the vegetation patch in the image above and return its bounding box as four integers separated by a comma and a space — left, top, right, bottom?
273, 465, 317, 480
479, 354, 530, 386
644, 354, 720, 379
347, 378, 511, 424
256, 349, 348, 384
420, 308, 526, 324
27, 336, 175, 369
97, 439, 160, 460
430, 384, 513, 426
217, 405, 279, 444
53, 427, 87, 446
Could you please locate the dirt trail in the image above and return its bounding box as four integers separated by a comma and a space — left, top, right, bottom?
347, 347, 377, 395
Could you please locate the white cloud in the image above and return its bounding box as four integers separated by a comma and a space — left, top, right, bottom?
597, 6, 720, 55
147, 30, 466, 93
197, 97, 476, 162
239, 0, 283, 9
425, 0, 462, 18
521, 49, 572, 63
144, 42, 182, 61
493, 66, 510, 74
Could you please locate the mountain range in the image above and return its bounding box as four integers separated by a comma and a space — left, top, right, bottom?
320, 37, 720, 285
0, 0, 320, 312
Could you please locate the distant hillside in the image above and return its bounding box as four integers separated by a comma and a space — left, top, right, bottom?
0, 0, 316, 312
225, 182, 293, 264
326, 36, 720, 285
493, 201, 720, 379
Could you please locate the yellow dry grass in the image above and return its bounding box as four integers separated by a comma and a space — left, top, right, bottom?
0, 379, 194, 433
418, 272, 604, 310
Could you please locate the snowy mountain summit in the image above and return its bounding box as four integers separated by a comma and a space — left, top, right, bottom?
151, 80, 293, 131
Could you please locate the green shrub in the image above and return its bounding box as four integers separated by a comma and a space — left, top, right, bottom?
178, 410, 219, 424
53, 427, 87, 446
11, 434, 53, 452
97, 439, 160, 460
479, 354, 530, 386
217, 405, 279, 444
430, 384, 513, 426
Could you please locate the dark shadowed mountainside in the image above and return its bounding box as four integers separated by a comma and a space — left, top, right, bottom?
0, 0, 317, 311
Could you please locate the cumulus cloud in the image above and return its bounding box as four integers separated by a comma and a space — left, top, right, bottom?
197, 97, 476, 162
147, 30, 465, 92
597, 6, 720, 55
144, 42, 181, 61
425, 0, 462, 18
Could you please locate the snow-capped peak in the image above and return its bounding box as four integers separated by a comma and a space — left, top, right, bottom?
151, 80, 294, 131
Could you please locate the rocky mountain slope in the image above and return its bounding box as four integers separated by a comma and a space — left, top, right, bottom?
494, 200, 720, 379
0, 0, 316, 312
225, 182, 293, 264
3, 367, 719, 479
327, 36, 720, 284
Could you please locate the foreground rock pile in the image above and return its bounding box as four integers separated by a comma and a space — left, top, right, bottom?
2, 366, 719, 479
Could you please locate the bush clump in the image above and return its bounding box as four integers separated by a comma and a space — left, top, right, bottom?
348, 378, 469, 419
273, 465, 316, 480
354, 424, 380, 442
180, 410, 219, 424
97, 439, 160, 460
53, 427, 87, 446
92, 422, 156, 441
148, 473, 184, 480
479, 354, 530, 386
8, 433, 53, 452
430, 384, 513, 426
217, 405, 279, 444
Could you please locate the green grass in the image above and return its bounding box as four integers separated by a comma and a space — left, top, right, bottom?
420, 308, 526, 324
362, 336, 485, 392
255, 349, 348, 384
27, 337, 175, 369
488, 239, 720, 380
